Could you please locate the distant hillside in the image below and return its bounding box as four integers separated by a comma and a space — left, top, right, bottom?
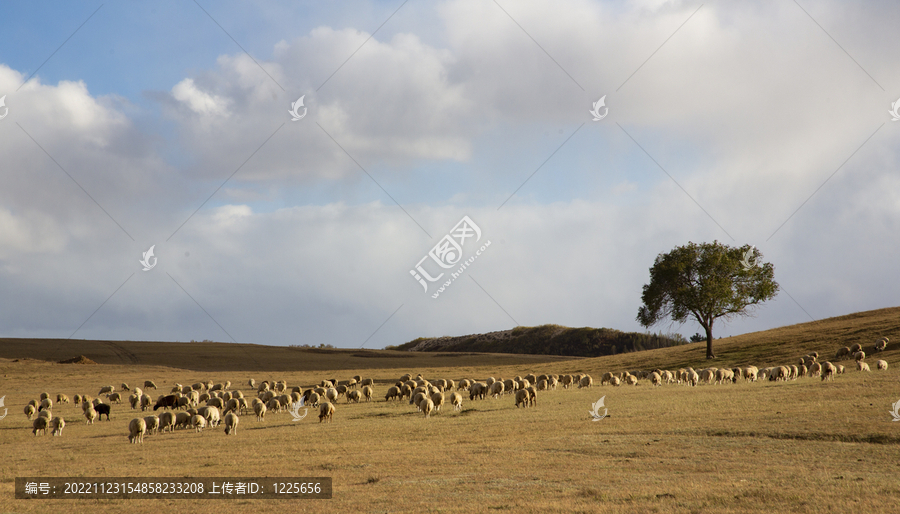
394, 325, 689, 357
0, 338, 575, 372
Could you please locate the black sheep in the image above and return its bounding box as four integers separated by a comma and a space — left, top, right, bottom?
95, 403, 111, 421
153, 394, 179, 411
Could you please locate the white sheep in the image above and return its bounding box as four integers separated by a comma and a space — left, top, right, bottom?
875, 337, 889, 352
140, 394, 152, 411
143, 415, 160, 435
876, 360, 888, 370
174, 412, 192, 429
854, 351, 866, 362
222, 398, 240, 416
158, 411, 175, 432
835, 347, 851, 360
743, 367, 758, 382
325, 387, 339, 403
683, 370, 696, 386
624, 375, 638, 386
649, 372, 662, 386
106, 392, 122, 404
98, 385, 115, 395
384, 386, 401, 402
144, 380, 157, 390
610, 376, 621, 387
450, 392, 462, 411
809, 362, 822, 378
579, 375, 593, 389
197, 406, 220, 427
361, 385, 374, 402
431, 392, 445, 412
84, 405, 98, 425
857, 361, 870, 372
50, 416, 65, 436
38, 409, 51, 420
420, 397, 434, 418
56, 394, 69, 404
254, 401, 267, 421
849, 343, 863, 354
836, 364, 845, 374
224, 412, 239, 434
33, 416, 49, 436
490, 381, 505, 399
24, 404, 36, 420
548, 376, 559, 390
319, 402, 335, 423
129, 418, 147, 443
39, 398, 52, 412
359, 378, 374, 388
410, 392, 428, 410
190, 414, 207, 432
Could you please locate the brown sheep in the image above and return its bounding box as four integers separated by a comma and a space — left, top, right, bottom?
515, 389, 529, 408
318, 402, 335, 423
821, 362, 837, 381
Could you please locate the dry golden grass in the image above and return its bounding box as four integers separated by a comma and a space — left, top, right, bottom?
2, 306, 900, 513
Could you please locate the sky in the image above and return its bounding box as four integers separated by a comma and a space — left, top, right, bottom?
1, 0, 898, 350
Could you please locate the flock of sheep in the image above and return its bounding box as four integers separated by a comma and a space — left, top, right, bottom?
20, 337, 890, 442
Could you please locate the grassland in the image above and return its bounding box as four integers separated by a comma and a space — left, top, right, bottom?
1, 306, 900, 513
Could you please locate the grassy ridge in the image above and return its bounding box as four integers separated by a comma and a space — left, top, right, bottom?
0, 338, 577, 372
396, 325, 689, 356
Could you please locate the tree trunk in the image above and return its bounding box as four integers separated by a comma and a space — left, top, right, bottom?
705, 320, 716, 359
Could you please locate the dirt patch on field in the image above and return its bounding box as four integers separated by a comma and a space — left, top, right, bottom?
58, 355, 97, 364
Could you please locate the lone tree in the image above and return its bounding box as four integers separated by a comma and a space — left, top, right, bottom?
636, 241, 779, 359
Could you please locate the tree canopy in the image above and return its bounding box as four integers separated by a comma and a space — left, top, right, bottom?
636, 241, 779, 359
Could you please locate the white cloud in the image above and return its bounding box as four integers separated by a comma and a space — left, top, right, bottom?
171, 78, 230, 116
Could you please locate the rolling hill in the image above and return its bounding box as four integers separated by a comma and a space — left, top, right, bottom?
0, 305, 897, 373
